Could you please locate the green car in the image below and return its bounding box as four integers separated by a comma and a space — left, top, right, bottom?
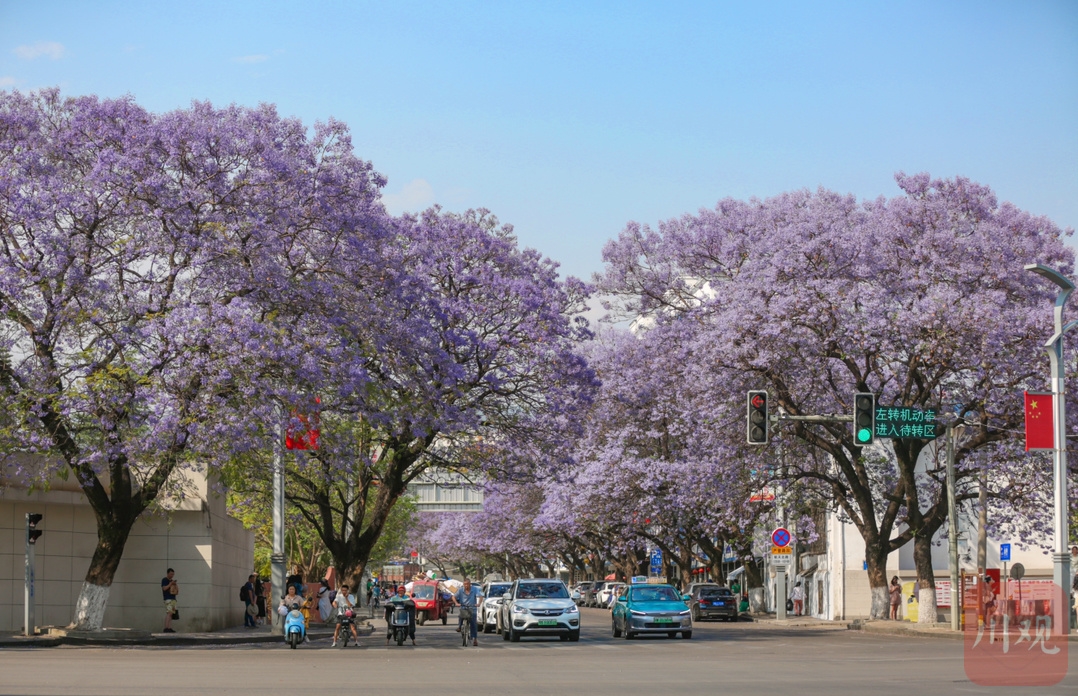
611, 583, 693, 639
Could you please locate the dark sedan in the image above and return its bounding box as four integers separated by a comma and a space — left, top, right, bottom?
689, 586, 738, 621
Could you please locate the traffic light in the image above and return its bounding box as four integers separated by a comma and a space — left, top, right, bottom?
746, 390, 769, 445
26, 513, 42, 544
853, 393, 875, 445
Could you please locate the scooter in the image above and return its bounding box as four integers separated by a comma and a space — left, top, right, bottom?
284, 603, 306, 649
388, 600, 415, 646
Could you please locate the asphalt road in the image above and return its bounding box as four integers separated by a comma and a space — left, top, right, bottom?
1, 608, 1074, 696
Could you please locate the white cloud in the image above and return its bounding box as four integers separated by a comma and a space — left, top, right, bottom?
13, 41, 65, 60
382, 179, 436, 215
234, 54, 269, 64
0, 77, 16, 87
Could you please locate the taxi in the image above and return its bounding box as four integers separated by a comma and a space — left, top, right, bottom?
611, 582, 692, 639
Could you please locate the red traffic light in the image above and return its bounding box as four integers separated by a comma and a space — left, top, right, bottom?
750, 393, 765, 409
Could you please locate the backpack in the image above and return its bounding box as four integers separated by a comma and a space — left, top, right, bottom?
239, 585, 249, 602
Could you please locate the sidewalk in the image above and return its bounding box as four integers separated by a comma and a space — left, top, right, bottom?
0, 618, 377, 649
850, 618, 1078, 642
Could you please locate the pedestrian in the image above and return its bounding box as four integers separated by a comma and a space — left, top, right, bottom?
161, 568, 179, 633
366, 577, 374, 607
317, 578, 334, 623
789, 581, 804, 617
255, 576, 267, 626
242, 573, 258, 628
454, 578, 484, 646
889, 576, 902, 620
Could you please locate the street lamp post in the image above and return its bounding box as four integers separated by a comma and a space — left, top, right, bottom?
1024, 263, 1075, 636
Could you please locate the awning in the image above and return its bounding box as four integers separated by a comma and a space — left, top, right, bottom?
604, 573, 616, 580
727, 566, 746, 581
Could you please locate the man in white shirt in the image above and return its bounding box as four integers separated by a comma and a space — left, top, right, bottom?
332, 584, 359, 647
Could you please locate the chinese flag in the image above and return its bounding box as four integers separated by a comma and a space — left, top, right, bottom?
1024, 391, 1054, 452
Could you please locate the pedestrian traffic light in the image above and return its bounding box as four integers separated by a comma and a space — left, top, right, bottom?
26, 513, 42, 544
746, 390, 768, 445
853, 393, 875, 445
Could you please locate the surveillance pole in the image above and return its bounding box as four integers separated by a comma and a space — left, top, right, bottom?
1024, 263, 1074, 636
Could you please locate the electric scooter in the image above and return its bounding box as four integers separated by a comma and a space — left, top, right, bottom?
388, 600, 415, 646
284, 603, 306, 649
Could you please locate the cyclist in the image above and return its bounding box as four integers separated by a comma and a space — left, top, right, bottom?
454, 578, 484, 646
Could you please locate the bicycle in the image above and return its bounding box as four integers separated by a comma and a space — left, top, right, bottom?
458, 606, 475, 647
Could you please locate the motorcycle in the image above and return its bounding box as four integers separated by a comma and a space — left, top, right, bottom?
388, 600, 415, 646
337, 608, 357, 648
284, 603, 306, 649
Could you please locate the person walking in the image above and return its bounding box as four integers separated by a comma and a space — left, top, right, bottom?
454, 578, 484, 646
242, 574, 258, 628
255, 576, 267, 626
789, 581, 804, 617
161, 568, 179, 633
889, 576, 902, 620
317, 579, 334, 623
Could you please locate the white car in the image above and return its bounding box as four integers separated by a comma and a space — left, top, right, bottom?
497, 579, 581, 642
479, 581, 512, 634
598, 582, 624, 608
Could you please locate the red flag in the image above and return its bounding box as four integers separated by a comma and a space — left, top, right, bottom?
285, 396, 321, 451
1024, 391, 1054, 452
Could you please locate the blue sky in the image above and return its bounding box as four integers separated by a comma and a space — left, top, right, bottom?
1, 1, 1076, 282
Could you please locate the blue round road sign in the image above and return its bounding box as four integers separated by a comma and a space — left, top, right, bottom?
771, 528, 791, 547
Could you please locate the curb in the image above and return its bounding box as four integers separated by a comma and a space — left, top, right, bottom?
0, 622, 376, 649
849, 619, 1078, 642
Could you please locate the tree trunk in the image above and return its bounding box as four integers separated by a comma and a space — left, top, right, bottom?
865, 546, 890, 620
70, 519, 135, 630
913, 533, 938, 624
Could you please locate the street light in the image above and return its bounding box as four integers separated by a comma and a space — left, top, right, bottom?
1024, 263, 1075, 636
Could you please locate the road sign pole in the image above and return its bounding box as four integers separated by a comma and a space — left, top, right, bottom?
776, 567, 786, 620
24, 518, 35, 637
946, 424, 961, 631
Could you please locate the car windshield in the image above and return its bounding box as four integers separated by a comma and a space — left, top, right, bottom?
700, 588, 732, 598
488, 584, 510, 597
516, 583, 569, 599
631, 586, 681, 602
412, 585, 435, 599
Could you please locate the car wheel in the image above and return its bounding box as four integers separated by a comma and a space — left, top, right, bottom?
682, 631, 693, 639
502, 623, 510, 641
417, 611, 427, 626
612, 619, 621, 638
569, 629, 580, 642
624, 629, 634, 640
691, 606, 699, 621
510, 627, 521, 643
668, 631, 678, 639
483, 622, 493, 634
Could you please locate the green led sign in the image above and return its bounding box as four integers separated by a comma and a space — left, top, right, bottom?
874, 407, 937, 439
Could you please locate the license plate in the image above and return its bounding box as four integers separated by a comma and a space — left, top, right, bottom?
716, 601, 725, 606
537, 619, 558, 627
654, 617, 673, 623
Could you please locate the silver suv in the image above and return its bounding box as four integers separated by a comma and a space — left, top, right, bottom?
497, 579, 581, 642
480, 581, 512, 634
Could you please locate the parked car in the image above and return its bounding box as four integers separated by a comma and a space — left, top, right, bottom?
688, 585, 737, 621
479, 581, 512, 633
584, 581, 608, 607
572, 581, 594, 600
497, 579, 581, 642
611, 582, 692, 639
597, 582, 624, 608
685, 582, 722, 596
